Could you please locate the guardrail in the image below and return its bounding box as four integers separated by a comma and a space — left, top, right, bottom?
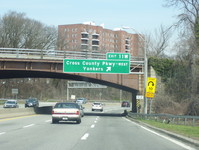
128, 112, 199, 126
0, 48, 105, 60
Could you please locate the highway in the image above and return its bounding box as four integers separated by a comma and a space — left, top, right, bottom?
0, 104, 197, 150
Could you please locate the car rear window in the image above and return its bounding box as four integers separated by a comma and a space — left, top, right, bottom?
6, 101, 16, 104
94, 103, 101, 105
54, 103, 79, 109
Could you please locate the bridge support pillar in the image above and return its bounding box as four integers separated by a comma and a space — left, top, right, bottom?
131, 92, 137, 113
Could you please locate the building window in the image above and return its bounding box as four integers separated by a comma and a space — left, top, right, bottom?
81, 45, 88, 50
81, 39, 88, 44
81, 33, 89, 38
92, 34, 99, 39
92, 46, 99, 50
92, 41, 99, 45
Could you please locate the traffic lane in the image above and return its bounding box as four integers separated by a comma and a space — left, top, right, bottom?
0, 104, 125, 133
0, 103, 128, 134
0, 114, 99, 150
0, 115, 48, 133
84, 103, 131, 113
72, 117, 195, 150
0, 111, 196, 150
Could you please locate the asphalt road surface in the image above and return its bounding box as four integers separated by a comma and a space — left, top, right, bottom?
0, 106, 197, 150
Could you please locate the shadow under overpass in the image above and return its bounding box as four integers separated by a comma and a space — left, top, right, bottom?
34, 106, 128, 117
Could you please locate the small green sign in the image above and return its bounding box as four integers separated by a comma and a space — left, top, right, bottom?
63, 59, 130, 74
106, 53, 130, 60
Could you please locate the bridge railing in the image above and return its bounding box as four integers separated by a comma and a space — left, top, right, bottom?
128, 112, 199, 126
0, 48, 106, 60
0, 48, 145, 74
0, 48, 144, 61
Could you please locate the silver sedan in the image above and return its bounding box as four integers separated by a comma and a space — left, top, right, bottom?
52, 102, 81, 124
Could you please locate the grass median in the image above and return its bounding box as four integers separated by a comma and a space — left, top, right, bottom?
137, 119, 199, 140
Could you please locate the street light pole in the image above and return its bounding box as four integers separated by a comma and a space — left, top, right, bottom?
143, 43, 148, 114
122, 26, 148, 114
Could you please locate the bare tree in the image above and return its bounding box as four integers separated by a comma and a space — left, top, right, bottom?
165, 0, 199, 46
0, 11, 57, 49
0, 11, 26, 47
165, 0, 199, 96
146, 25, 173, 57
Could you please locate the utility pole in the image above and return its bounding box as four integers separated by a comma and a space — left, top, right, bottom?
122, 26, 148, 114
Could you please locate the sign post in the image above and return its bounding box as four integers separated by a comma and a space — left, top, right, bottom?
12, 88, 18, 100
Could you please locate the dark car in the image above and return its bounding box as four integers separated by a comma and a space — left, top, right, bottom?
25, 98, 39, 108
121, 101, 130, 107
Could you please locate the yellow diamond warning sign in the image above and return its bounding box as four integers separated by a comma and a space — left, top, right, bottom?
145, 77, 156, 98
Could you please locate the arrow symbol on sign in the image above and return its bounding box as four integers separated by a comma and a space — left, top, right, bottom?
106, 67, 111, 72
148, 81, 154, 86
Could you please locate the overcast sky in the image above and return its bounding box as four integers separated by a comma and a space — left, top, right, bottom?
0, 0, 178, 34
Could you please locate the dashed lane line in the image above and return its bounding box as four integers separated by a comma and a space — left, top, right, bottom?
23, 124, 35, 128
91, 124, 95, 128
45, 119, 52, 122
0, 132, 6, 135
81, 133, 89, 140
81, 116, 99, 141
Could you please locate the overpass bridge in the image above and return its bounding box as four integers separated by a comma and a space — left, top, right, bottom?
0, 48, 145, 112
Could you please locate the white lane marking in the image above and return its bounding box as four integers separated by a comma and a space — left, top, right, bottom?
91, 124, 95, 128
140, 126, 196, 150
94, 116, 99, 123
45, 120, 51, 122
123, 117, 196, 150
0, 132, 6, 135
23, 124, 35, 128
122, 117, 132, 122
81, 133, 89, 140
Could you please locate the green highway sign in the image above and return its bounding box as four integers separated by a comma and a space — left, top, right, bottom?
106, 53, 130, 60
63, 59, 130, 74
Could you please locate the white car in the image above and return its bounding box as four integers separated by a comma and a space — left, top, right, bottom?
92, 102, 103, 112
75, 98, 87, 104
52, 102, 81, 124
3, 100, 19, 108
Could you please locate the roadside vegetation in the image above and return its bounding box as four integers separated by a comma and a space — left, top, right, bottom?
145, 0, 199, 116
137, 119, 199, 140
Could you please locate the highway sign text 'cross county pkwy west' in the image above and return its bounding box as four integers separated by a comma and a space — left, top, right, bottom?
63, 59, 130, 74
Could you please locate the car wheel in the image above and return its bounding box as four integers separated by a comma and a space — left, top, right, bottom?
52, 118, 58, 124
76, 119, 81, 124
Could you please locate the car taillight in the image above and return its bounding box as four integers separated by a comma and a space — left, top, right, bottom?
76, 110, 80, 115
52, 110, 55, 114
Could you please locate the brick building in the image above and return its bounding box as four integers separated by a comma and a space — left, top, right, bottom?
58, 22, 144, 57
